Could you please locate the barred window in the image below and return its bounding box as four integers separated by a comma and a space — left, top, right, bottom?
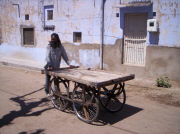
47, 10, 53, 20
23, 28, 34, 45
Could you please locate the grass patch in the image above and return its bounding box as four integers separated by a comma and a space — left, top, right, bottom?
156, 76, 171, 88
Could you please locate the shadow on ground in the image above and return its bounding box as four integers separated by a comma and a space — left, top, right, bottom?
0, 87, 53, 128
62, 101, 143, 126
18, 129, 45, 134
97, 104, 143, 125
0, 87, 143, 128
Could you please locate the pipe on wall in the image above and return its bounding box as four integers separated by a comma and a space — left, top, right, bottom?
12, 4, 20, 18
100, 0, 105, 70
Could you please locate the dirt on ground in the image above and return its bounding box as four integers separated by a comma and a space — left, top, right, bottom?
0, 65, 180, 134
126, 79, 180, 107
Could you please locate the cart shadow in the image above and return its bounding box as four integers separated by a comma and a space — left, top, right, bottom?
62, 102, 143, 126
97, 104, 143, 125
18, 129, 45, 134
0, 87, 53, 128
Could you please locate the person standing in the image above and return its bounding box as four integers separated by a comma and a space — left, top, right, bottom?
44, 33, 72, 95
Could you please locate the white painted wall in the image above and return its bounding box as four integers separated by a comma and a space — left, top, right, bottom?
1, 0, 179, 68
0, 0, 120, 68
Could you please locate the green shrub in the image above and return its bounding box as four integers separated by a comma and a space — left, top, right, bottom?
156, 76, 171, 88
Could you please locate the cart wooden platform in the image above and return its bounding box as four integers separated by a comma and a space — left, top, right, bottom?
42, 67, 135, 123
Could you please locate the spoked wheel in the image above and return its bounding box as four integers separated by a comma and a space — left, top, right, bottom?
99, 83, 126, 112
48, 77, 69, 111
72, 84, 99, 123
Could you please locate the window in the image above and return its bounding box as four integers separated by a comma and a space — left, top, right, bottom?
25, 14, 29, 20
23, 28, 34, 45
153, 12, 156, 17
44, 25, 55, 31
116, 13, 119, 17
73, 32, 82, 43
44, 5, 54, 31
47, 10, 53, 20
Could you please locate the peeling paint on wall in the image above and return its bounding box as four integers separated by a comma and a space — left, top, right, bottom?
79, 49, 100, 68
1, 0, 179, 47
0, 18, 2, 44
0, 43, 46, 63
0, 0, 180, 81
153, 0, 180, 46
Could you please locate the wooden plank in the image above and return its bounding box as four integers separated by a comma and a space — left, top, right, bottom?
44, 68, 135, 87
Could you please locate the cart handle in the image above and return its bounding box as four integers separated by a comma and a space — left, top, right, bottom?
41, 66, 79, 74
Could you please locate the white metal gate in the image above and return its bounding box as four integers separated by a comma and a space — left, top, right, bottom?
124, 13, 147, 66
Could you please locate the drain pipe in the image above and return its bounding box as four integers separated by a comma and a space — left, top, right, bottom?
100, 0, 105, 70
12, 4, 20, 18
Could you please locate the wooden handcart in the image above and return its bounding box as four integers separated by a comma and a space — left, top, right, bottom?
42, 67, 135, 123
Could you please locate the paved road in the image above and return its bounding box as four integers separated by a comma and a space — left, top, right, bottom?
0, 65, 180, 134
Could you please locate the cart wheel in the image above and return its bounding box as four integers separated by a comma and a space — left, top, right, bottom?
99, 84, 126, 112
48, 78, 69, 111
72, 85, 99, 123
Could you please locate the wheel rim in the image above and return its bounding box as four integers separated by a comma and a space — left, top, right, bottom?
72, 85, 99, 123
49, 78, 69, 111
99, 86, 126, 112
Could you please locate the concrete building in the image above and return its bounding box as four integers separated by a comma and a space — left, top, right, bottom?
0, 0, 180, 81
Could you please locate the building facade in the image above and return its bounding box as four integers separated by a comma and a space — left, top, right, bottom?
0, 0, 180, 81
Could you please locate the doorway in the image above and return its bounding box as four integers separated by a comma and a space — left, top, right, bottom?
123, 13, 147, 66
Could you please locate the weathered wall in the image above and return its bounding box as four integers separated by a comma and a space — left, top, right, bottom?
152, 0, 180, 47
104, 0, 121, 45
0, 0, 48, 63
103, 40, 147, 79
145, 46, 180, 81
0, 0, 180, 81
0, 0, 106, 67
0, 17, 2, 44
103, 39, 123, 70
54, 0, 102, 44
63, 43, 100, 68
0, 0, 121, 68
121, 0, 180, 47
104, 43, 180, 81
103, 0, 180, 81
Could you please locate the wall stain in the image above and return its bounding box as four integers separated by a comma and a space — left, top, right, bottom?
174, 8, 176, 17
103, 39, 123, 70
0, 18, 2, 44
62, 42, 100, 67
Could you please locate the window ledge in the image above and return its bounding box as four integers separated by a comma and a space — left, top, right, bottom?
44, 25, 55, 31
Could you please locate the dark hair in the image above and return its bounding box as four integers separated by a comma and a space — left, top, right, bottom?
50, 33, 62, 47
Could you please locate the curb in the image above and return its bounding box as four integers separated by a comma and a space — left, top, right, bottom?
0, 61, 42, 72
